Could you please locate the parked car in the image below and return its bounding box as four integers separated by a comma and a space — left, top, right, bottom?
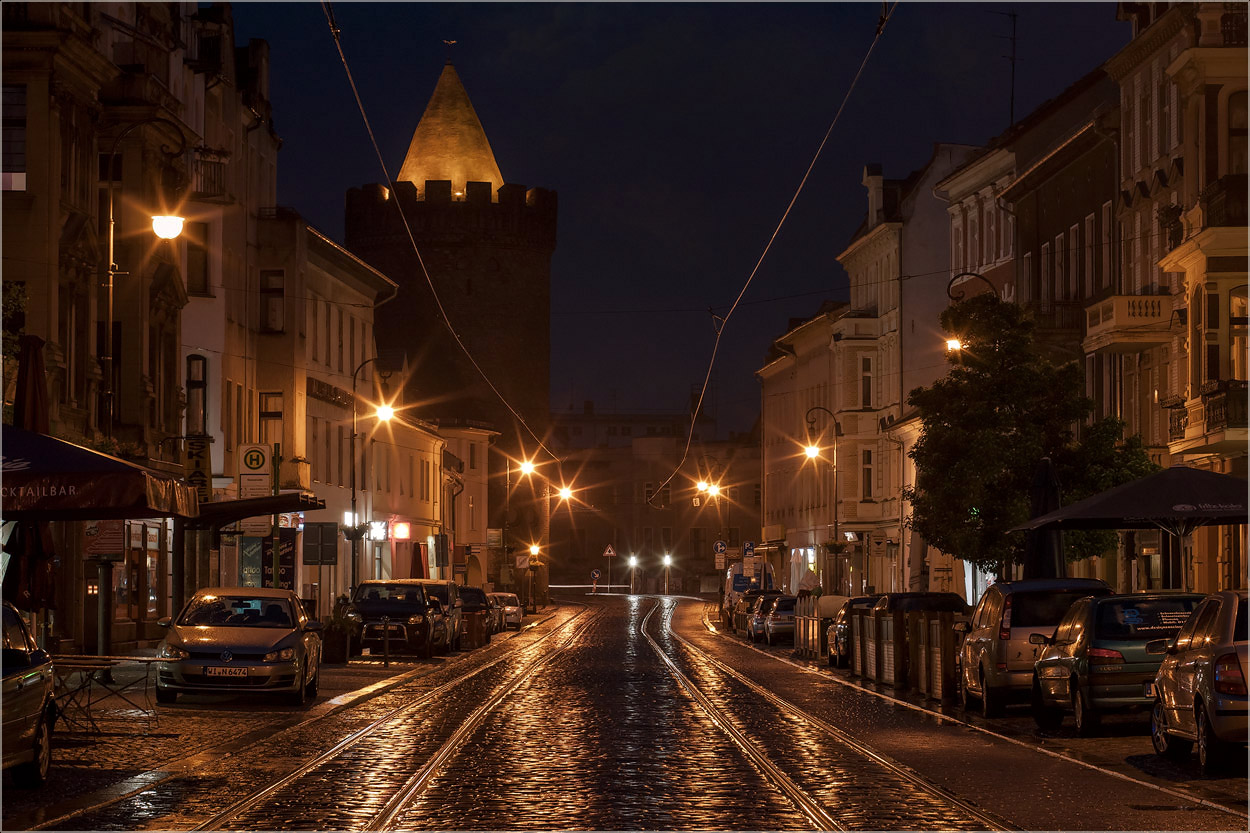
826, 594, 884, 668
1030, 592, 1204, 734
1148, 589, 1248, 774
491, 593, 524, 630
485, 594, 503, 636
872, 592, 970, 615
731, 590, 769, 637
418, 580, 464, 651
459, 585, 493, 645
955, 578, 1111, 717
763, 596, 797, 646
2, 601, 55, 787
746, 592, 785, 643
347, 580, 438, 659
156, 587, 323, 706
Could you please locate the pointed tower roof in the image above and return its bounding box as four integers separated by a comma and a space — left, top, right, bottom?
398, 62, 504, 196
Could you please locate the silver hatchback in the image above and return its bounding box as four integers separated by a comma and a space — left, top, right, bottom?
1148, 589, 1248, 774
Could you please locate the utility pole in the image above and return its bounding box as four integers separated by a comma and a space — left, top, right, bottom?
996, 10, 1019, 127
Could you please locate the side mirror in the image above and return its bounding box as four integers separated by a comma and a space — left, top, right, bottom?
952, 621, 970, 634
1144, 638, 1169, 655
1028, 633, 1049, 646
157, 617, 172, 628
305, 620, 325, 633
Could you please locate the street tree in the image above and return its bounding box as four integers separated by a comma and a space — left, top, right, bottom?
902, 294, 1156, 574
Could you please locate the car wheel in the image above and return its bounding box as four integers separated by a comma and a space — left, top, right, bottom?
980, 670, 1003, 718
12, 710, 52, 788
304, 664, 319, 699
1197, 702, 1228, 775
1151, 698, 1192, 759
827, 648, 836, 667
959, 674, 973, 712
1072, 681, 1100, 736
289, 668, 308, 707
1031, 679, 1063, 730
156, 687, 178, 704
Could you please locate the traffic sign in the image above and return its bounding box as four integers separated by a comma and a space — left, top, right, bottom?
603, 544, 616, 558
591, 569, 602, 580
713, 540, 727, 555
239, 444, 271, 475
744, 541, 756, 558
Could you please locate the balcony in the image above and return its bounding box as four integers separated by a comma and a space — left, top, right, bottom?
1168, 379, 1248, 455
1163, 174, 1248, 263
191, 154, 229, 202
1082, 295, 1173, 354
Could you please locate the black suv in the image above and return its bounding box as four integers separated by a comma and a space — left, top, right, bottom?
348, 580, 438, 659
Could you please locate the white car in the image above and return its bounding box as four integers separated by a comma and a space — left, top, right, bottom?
490, 593, 524, 630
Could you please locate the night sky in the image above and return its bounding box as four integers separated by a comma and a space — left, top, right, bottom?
229, 2, 1130, 437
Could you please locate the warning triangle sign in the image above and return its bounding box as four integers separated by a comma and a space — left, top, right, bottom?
603, 544, 616, 557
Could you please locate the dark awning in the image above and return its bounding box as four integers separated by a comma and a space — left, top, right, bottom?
2, 426, 199, 521
190, 492, 326, 530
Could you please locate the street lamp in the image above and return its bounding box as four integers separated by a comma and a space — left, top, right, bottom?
102, 116, 187, 436
662, 553, 672, 595
628, 555, 638, 594
805, 406, 843, 593
946, 270, 996, 303
528, 543, 540, 613
349, 356, 392, 591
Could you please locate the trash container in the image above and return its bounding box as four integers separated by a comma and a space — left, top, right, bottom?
464, 610, 485, 649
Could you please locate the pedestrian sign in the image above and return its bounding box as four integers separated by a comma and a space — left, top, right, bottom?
603, 544, 616, 558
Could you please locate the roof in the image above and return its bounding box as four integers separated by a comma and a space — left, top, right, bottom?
398, 62, 505, 194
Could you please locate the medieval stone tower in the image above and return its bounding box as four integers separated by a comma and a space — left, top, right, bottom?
344, 61, 557, 455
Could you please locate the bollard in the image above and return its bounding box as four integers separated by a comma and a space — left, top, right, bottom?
382, 615, 390, 668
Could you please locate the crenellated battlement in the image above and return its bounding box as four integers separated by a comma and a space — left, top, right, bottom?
345, 179, 558, 250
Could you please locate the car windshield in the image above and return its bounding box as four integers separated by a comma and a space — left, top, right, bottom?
352, 584, 427, 609
498, 594, 520, 607
423, 585, 449, 605
461, 589, 487, 606
1011, 590, 1105, 627
1094, 597, 1201, 640
179, 594, 293, 628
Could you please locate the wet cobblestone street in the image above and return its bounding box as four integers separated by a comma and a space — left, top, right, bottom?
3, 596, 1246, 832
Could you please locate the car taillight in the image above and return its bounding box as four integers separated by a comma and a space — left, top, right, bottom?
999, 596, 1012, 641
1087, 647, 1124, 664
1214, 653, 1247, 696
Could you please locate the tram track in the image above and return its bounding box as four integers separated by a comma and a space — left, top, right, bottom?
30, 605, 595, 832
641, 598, 1014, 831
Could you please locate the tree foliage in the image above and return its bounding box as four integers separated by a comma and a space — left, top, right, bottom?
902, 295, 1157, 573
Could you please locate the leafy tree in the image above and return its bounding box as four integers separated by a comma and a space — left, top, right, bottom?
902, 294, 1156, 573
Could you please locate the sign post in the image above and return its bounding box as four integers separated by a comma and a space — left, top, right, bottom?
591, 568, 601, 594
602, 544, 616, 593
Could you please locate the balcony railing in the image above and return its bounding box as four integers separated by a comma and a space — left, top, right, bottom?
1082, 295, 1173, 354
1169, 408, 1189, 442
1202, 380, 1248, 432
191, 156, 226, 200
1199, 174, 1248, 229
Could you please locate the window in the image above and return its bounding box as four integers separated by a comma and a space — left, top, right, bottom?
660, 485, 670, 506
310, 296, 319, 362
186, 222, 210, 295
2, 85, 26, 190
860, 356, 872, 408
1022, 252, 1034, 301
1054, 234, 1066, 300
224, 380, 234, 451
1041, 243, 1052, 303
1101, 202, 1113, 290
1068, 226, 1080, 300
468, 442, 477, 470
1231, 91, 1248, 175
861, 449, 874, 500
1084, 215, 1096, 297
645, 483, 655, 504
337, 425, 345, 487
336, 308, 344, 371
1231, 286, 1247, 379
186, 355, 207, 435
259, 392, 282, 445
260, 270, 284, 333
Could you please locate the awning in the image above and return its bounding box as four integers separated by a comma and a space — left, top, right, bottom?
190, 492, 326, 530
2, 426, 199, 521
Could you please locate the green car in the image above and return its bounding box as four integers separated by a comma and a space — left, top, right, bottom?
1030, 592, 1204, 735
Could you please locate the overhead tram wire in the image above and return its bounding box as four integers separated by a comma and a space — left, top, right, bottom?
648, 1, 900, 506
320, 2, 559, 463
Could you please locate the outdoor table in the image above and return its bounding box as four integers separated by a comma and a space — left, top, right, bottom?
51, 655, 160, 735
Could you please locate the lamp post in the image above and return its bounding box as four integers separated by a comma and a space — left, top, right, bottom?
628, 555, 638, 594
945, 270, 996, 303
505, 459, 535, 596
102, 117, 187, 436
662, 553, 672, 595
349, 356, 392, 592
805, 405, 842, 594
528, 543, 540, 613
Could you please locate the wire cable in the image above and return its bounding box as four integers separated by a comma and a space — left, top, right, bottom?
648, 2, 900, 506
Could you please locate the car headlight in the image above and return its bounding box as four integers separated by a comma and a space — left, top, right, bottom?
407, 614, 425, 625
264, 646, 296, 662
158, 644, 189, 660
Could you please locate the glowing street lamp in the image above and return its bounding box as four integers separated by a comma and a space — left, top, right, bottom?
348, 356, 392, 591
662, 553, 673, 595
628, 555, 638, 594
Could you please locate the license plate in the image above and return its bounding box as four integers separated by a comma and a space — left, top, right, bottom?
1143, 681, 1156, 698
205, 666, 248, 678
